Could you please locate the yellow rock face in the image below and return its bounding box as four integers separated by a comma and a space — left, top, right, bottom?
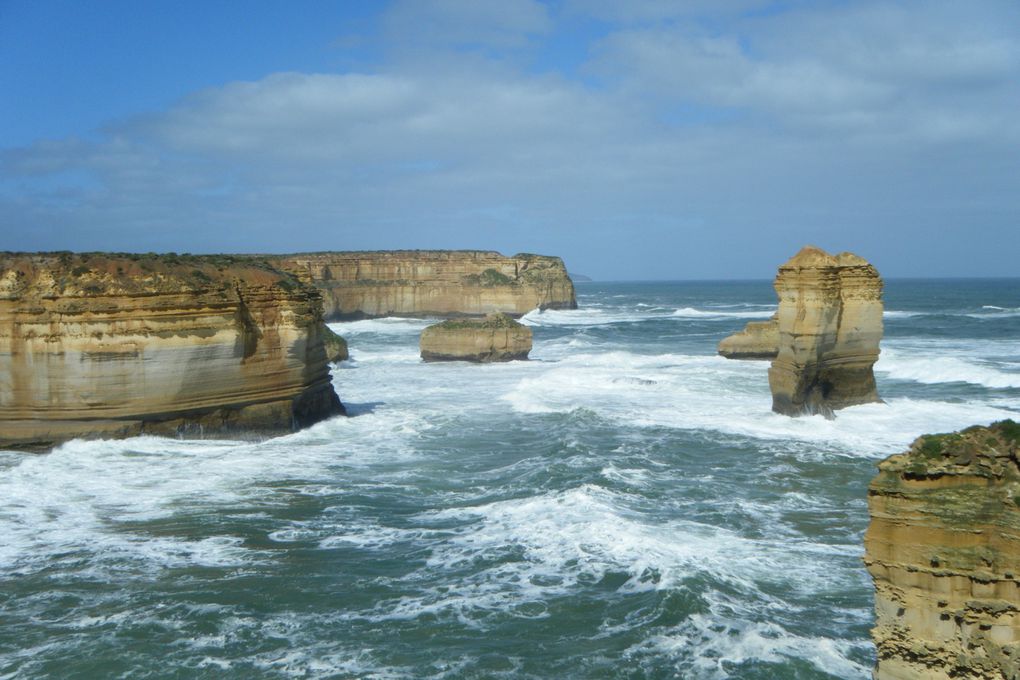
419, 314, 532, 362
865, 421, 1020, 679
270, 251, 576, 319
0, 253, 343, 450
767, 246, 883, 416
717, 315, 778, 359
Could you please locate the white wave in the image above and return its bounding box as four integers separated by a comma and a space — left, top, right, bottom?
671, 307, 775, 319
502, 350, 1017, 455
878, 348, 1020, 389
520, 308, 651, 327
328, 317, 434, 336
632, 616, 871, 679
883, 310, 925, 318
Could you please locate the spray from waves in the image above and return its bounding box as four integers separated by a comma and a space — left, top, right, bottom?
0, 409, 428, 577
329, 317, 435, 336
501, 350, 1018, 455
374, 483, 870, 676
878, 348, 1020, 389
522, 306, 776, 327
671, 307, 775, 319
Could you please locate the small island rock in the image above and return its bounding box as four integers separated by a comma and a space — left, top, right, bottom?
420, 313, 532, 363
717, 315, 778, 360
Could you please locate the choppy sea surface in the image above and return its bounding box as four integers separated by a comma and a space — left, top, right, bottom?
2, 279, 1019, 679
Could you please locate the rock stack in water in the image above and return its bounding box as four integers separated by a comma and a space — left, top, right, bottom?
767, 246, 883, 417
865, 421, 1020, 680
0, 252, 344, 450
717, 315, 778, 360
420, 313, 532, 363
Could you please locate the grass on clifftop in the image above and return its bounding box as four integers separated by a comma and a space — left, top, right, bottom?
430, 313, 523, 330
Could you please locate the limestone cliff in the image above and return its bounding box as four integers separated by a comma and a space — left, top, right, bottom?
269, 251, 576, 320
420, 313, 532, 363
767, 246, 883, 417
865, 421, 1020, 680
718, 315, 778, 360
0, 252, 343, 450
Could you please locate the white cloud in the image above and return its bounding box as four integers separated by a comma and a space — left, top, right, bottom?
1, 0, 1018, 277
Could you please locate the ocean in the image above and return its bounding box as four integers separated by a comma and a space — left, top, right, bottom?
2, 279, 1019, 679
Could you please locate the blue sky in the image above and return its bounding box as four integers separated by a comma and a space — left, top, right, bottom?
2, 0, 1018, 279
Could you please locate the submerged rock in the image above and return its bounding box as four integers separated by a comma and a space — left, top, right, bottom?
865, 420, 1020, 680
0, 252, 344, 451
768, 246, 883, 417
717, 315, 778, 360
420, 313, 532, 363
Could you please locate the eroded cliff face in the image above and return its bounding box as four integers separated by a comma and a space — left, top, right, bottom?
0, 253, 343, 450
269, 251, 576, 320
768, 247, 883, 417
420, 313, 532, 362
718, 315, 779, 360
865, 421, 1020, 680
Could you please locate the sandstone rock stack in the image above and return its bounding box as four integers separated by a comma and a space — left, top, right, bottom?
865, 420, 1020, 680
0, 252, 343, 450
767, 246, 883, 417
420, 313, 532, 363
717, 315, 778, 360
270, 251, 576, 320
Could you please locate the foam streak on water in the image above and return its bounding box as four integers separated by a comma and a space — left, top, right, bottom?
1, 279, 1018, 679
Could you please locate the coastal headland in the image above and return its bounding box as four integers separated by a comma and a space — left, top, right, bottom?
0, 252, 343, 450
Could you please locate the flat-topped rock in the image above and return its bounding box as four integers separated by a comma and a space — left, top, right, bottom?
767, 246, 883, 417
420, 313, 532, 363
865, 420, 1020, 679
717, 315, 778, 360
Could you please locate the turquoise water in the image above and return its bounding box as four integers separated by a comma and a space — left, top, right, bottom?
2, 279, 1019, 679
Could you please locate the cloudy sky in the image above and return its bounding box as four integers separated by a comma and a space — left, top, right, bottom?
2, 0, 1018, 279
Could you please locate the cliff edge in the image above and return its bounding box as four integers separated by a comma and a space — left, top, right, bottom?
0, 252, 343, 450
269, 251, 576, 320
865, 421, 1020, 679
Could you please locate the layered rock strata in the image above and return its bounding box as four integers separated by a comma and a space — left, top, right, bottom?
717, 315, 778, 360
0, 252, 343, 451
420, 313, 532, 362
865, 420, 1020, 680
767, 246, 883, 416
269, 251, 576, 320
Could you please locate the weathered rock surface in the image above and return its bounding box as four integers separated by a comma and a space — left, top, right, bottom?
718, 315, 778, 360
865, 420, 1020, 680
420, 313, 532, 363
270, 251, 576, 320
767, 246, 883, 416
320, 323, 349, 363
0, 252, 343, 451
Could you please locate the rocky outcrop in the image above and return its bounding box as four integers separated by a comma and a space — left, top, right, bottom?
269, 251, 576, 320
865, 420, 1020, 680
767, 246, 883, 417
420, 313, 532, 363
718, 315, 778, 359
320, 323, 349, 363
0, 252, 343, 451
